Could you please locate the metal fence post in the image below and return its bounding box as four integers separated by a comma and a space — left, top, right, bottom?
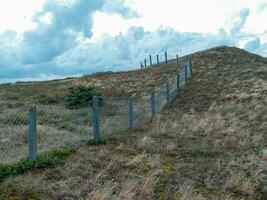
166, 82, 170, 104
128, 98, 133, 130
144, 59, 147, 68
150, 55, 152, 66
176, 74, 180, 93
92, 96, 100, 140
157, 54, 159, 65
184, 64, 188, 81
28, 106, 37, 161
165, 52, 168, 64
151, 91, 156, 118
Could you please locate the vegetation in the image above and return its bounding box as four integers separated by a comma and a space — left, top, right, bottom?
64, 85, 103, 108
0, 47, 266, 199
0, 147, 74, 180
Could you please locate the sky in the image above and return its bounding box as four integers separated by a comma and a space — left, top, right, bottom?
0, 0, 266, 83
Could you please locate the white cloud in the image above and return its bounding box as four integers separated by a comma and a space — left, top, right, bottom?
0, 0, 267, 83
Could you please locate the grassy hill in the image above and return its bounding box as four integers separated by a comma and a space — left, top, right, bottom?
0, 58, 182, 108
0, 46, 266, 199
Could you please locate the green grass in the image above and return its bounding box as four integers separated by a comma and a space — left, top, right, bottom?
0, 147, 75, 180
88, 132, 125, 146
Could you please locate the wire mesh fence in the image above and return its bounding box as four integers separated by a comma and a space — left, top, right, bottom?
0, 58, 192, 165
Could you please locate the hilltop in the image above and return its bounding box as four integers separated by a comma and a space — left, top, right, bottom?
0, 46, 266, 199
0, 57, 181, 108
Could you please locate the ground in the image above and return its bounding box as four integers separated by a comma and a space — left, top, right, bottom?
0, 46, 266, 199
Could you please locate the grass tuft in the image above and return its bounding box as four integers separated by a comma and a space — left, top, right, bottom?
0, 147, 75, 180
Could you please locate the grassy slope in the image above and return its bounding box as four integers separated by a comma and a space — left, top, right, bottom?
0, 46, 266, 199
0, 60, 180, 109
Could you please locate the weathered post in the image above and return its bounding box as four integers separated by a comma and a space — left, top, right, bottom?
141, 62, 143, 69
128, 98, 133, 130
157, 54, 159, 65
150, 55, 152, 66
189, 58, 193, 75
151, 91, 156, 118
144, 59, 147, 68
92, 96, 100, 140
165, 52, 168, 64
184, 64, 188, 81
28, 106, 37, 161
176, 54, 179, 68
176, 74, 180, 93
166, 82, 170, 104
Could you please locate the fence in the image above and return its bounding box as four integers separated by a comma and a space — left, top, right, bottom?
0, 56, 192, 165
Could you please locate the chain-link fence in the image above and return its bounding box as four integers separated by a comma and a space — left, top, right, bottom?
0, 58, 192, 165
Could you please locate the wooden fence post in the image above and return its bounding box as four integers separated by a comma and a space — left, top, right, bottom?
151, 91, 156, 118
189, 58, 193, 75
176, 54, 179, 68
144, 59, 147, 67
166, 82, 170, 104
176, 74, 180, 93
157, 54, 159, 65
165, 52, 168, 64
28, 106, 37, 161
184, 64, 188, 81
150, 55, 152, 66
128, 98, 133, 130
92, 96, 100, 140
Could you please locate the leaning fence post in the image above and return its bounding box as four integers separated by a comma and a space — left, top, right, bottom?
176, 74, 180, 93
28, 106, 37, 161
166, 82, 170, 104
151, 91, 156, 118
165, 52, 168, 64
92, 96, 100, 140
128, 98, 133, 130
184, 64, 188, 81
144, 59, 147, 68
150, 55, 152, 66
157, 54, 159, 65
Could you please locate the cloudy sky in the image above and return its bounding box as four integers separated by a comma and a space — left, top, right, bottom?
0, 0, 266, 83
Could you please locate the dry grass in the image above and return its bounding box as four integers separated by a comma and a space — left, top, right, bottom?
0, 46, 266, 199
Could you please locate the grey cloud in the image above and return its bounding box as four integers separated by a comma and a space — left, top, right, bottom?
230, 8, 250, 35
244, 38, 261, 52
102, 0, 140, 19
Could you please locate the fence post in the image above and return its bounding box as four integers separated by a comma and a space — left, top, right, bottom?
151, 91, 156, 118
157, 54, 159, 65
166, 82, 170, 104
128, 98, 133, 130
176, 74, 180, 93
28, 106, 37, 161
141, 62, 143, 69
189, 58, 193, 75
184, 64, 188, 81
176, 54, 179, 68
92, 96, 100, 140
144, 59, 147, 68
165, 52, 168, 64
150, 55, 152, 66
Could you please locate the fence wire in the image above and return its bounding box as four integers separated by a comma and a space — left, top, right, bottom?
0, 108, 29, 164
0, 59, 191, 165
99, 97, 129, 135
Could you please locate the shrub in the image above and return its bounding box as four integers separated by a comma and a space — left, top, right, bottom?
64, 85, 103, 108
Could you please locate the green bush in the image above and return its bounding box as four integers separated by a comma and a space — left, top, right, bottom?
64, 85, 103, 108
